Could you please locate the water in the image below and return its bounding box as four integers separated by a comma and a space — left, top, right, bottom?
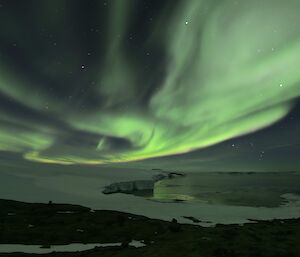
153, 172, 300, 207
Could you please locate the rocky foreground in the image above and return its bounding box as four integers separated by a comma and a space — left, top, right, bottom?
0, 199, 300, 257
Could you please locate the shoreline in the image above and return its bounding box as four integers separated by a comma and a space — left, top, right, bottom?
1, 170, 300, 226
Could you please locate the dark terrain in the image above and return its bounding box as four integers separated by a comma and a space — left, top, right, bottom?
0, 199, 299, 257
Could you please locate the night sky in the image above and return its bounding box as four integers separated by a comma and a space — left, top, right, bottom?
0, 0, 300, 171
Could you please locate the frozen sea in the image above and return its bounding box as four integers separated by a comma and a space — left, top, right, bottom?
0, 167, 300, 226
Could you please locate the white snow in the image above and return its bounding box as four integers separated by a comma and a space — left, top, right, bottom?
1, 169, 300, 227
0, 240, 146, 254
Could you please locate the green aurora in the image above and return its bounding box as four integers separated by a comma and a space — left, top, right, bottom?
0, 0, 300, 165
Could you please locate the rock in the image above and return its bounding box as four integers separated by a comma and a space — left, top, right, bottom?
169, 218, 181, 232
118, 181, 135, 192
171, 218, 178, 223
182, 216, 201, 223
102, 183, 121, 194
134, 180, 154, 190
152, 174, 167, 181
168, 172, 185, 178
102, 171, 186, 195
103, 180, 154, 194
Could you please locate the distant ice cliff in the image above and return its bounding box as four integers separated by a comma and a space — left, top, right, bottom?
102, 172, 185, 195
